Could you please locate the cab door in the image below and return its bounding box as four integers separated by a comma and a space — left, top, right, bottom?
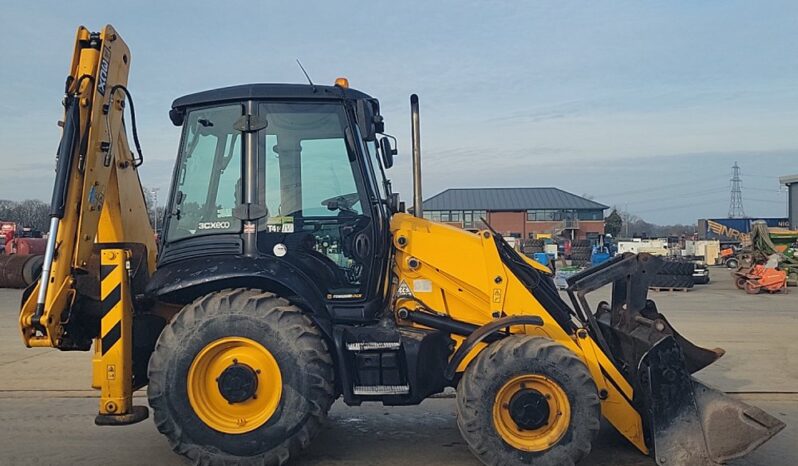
256, 102, 378, 305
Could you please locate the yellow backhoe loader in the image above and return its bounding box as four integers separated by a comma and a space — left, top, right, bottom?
19, 25, 784, 466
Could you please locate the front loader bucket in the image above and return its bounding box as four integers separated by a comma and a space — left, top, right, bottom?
660, 314, 725, 374
640, 337, 784, 466
566, 253, 785, 465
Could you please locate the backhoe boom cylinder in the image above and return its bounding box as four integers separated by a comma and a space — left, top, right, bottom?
35, 95, 81, 322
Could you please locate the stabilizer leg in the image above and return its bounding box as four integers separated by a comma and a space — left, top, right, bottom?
92, 248, 148, 425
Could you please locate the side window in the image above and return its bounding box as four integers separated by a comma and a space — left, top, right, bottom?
300, 138, 361, 217
167, 105, 242, 241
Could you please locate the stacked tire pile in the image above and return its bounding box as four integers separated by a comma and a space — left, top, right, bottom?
522, 238, 544, 256
0, 254, 44, 288
570, 240, 592, 263
650, 261, 695, 289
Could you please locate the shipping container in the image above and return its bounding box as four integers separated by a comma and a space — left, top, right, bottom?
697, 218, 789, 244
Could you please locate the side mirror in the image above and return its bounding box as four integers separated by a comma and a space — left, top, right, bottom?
356, 99, 376, 141
355, 99, 384, 141
169, 108, 185, 126
389, 193, 401, 213
379, 136, 396, 169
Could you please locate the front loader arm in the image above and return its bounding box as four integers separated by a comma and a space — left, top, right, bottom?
19, 25, 156, 349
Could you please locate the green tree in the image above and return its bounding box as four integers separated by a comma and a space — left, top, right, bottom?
604, 209, 623, 237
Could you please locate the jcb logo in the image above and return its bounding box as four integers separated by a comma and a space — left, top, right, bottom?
198, 221, 231, 230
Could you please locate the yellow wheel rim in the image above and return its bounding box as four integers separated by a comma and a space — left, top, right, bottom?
492, 374, 571, 452
187, 336, 282, 434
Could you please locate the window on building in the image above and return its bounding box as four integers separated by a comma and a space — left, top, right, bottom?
527, 209, 558, 221
577, 209, 603, 220
463, 211, 473, 228
527, 209, 593, 221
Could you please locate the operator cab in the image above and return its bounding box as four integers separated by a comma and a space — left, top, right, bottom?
153, 83, 398, 320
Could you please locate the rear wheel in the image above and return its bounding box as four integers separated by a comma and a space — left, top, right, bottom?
745, 281, 761, 295
148, 288, 335, 465
456, 336, 600, 466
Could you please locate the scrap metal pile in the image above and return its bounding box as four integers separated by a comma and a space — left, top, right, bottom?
729, 221, 798, 292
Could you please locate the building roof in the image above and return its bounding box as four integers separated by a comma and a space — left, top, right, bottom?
780, 174, 798, 186
422, 188, 609, 211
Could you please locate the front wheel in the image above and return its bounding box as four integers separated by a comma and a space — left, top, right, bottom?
456, 336, 600, 466
735, 277, 747, 290
147, 288, 335, 465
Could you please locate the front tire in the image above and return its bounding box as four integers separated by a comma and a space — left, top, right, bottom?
147, 288, 335, 465
456, 336, 600, 466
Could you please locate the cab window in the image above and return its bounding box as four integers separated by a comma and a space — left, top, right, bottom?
167, 105, 242, 242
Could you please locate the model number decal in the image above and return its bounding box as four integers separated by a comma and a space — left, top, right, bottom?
198, 221, 231, 230
97, 46, 111, 96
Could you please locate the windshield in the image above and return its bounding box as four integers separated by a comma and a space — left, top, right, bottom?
167, 104, 243, 241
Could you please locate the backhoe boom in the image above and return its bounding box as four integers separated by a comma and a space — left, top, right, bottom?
18, 25, 156, 424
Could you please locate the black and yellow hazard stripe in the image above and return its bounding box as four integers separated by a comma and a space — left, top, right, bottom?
100, 259, 123, 356
95, 248, 133, 416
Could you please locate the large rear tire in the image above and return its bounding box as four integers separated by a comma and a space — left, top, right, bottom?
148, 288, 335, 465
456, 336, 600, 466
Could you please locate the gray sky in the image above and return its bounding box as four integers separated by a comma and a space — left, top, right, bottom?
1, 1, 795, 224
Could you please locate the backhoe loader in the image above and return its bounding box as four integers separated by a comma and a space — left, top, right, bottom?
19, 25, 784, 466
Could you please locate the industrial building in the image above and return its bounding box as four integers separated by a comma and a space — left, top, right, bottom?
421, 187, 607, 240
780, 174, 798, 229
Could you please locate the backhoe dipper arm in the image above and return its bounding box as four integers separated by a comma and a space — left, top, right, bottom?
19, 25, 156, 349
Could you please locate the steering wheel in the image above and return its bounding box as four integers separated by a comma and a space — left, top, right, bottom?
321, 192, 360, 213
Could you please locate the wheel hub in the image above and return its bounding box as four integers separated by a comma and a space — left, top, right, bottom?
217, 362, 259, 404
493, 374, 571, 452
187, 336, 282, 434
508, 389, 550, 430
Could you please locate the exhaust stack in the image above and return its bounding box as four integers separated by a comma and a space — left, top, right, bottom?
410, 94, 422, 217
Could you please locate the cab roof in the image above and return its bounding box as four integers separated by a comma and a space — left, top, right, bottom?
171, 83, 373, 110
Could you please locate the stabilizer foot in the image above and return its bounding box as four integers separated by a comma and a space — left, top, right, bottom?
95, 405, 149, 426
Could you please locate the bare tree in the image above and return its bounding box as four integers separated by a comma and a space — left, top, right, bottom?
0, 199, 50, 231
